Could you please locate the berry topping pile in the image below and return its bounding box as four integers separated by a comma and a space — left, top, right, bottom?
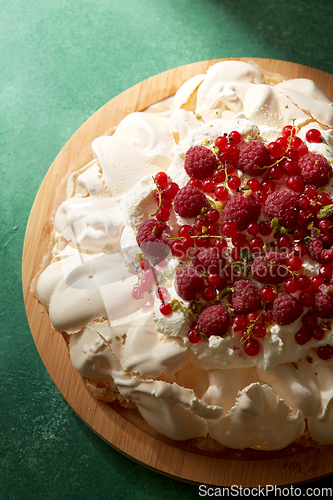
135, 125, 333, 360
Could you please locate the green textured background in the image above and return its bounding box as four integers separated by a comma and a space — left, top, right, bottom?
1, 0, 333, 498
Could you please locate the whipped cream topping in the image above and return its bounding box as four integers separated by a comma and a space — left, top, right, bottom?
36, 61, 333, 450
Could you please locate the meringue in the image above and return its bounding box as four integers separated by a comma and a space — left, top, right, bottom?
36, 61, 333, 450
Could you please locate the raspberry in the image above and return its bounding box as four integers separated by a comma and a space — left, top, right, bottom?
264, 189, 300, 228
223, 192, 261, 231
251, 251, 288, 285
298, 153, 332, 187
312, 290, 333, 318
136, 218, 170, 261
196, 304, 229, 337
308, 237, 333, 264
230, 279, 261, 315
235, 140, 271, 176
192, 247, 225, 275
272, 292, 303, 325
173, 185, 209, 218
174, 267, 204, 300
184, 146, 217, 180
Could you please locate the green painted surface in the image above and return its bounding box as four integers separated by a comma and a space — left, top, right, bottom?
1, 0, 332, 498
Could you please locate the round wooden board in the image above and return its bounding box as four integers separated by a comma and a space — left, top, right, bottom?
23, 58, 333, 487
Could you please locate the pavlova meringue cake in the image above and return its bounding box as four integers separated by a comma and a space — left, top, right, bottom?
35, 60, 333, 452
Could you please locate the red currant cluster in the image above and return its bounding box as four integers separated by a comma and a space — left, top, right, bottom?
232, 311, 270, 356
153, 171, 179, 222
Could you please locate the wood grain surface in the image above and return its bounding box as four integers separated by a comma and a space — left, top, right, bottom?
22, 58, 333, 486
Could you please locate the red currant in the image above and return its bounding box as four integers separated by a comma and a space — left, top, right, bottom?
232, 315, 248, 332
297, 143, 309, 156
277, 235, 293, 250
247, 312, 259, 323
298, 275, 311, 291
286, 255, 302, 271
295, 327, 312, 345
247, 178, 261, 192
268, 141, 284, 158
248, 237, 264, 252
261, 180, 276, 194
232, 233, 247, 248
187, 178, 202, 189
187, 328, 202, 344
227, 175, 241, 190
221, 222, 238, 238
207, 274, 223, 288
160, 303, 173, 315
201, 179, 216, 193
156, 206, 170, 222
140, 258, 150, 270
262, 311, 273, 323
204, 209, 220, 224
178, 224, 193, 237
214, 238, 228, 252
310, 276, 324, 290
215, 135, 228, 151
215, 186, 229, 202
247, 222, 260, 235
155, 171, 168, 187
317, 345, 333, 360
244, 338, 261, 356
131, 284, 145, 300
298, 291, 314, 307
201, 286, 217, 302
312, 326, 325, 340
269, 165, 283, 180
301, 313, 317, 330
194, 218, 206, 234
293, 227, 307, 240
299, 196, 310, 208
259, 221, 272, 236
253, 188, 268, 204
318, 265, 332, 281
284, 278, 299, 293
225, 143, 239, 158
281, 159, 301, 176
164, 181, 179, 199
211, 168, 226, 183
305, 128, 322, 143
282, 125, 296, 137
286, 148, 299, 162
292, 240, 307, 257
317, 192, 332, 206
290, 136, 304, 151
181, 236, 193, 250
304, 185, 318, 200
252, 323, 267, 338
276, 136, 288, 148
317, 219, 331, 234
286, 175, 305, 193
260, 286, 277, 303
228, 130, 243, 145
156, 287, 170, 302
170, 240, 186, 257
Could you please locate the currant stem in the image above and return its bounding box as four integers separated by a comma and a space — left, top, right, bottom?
149, 176, 163, 217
